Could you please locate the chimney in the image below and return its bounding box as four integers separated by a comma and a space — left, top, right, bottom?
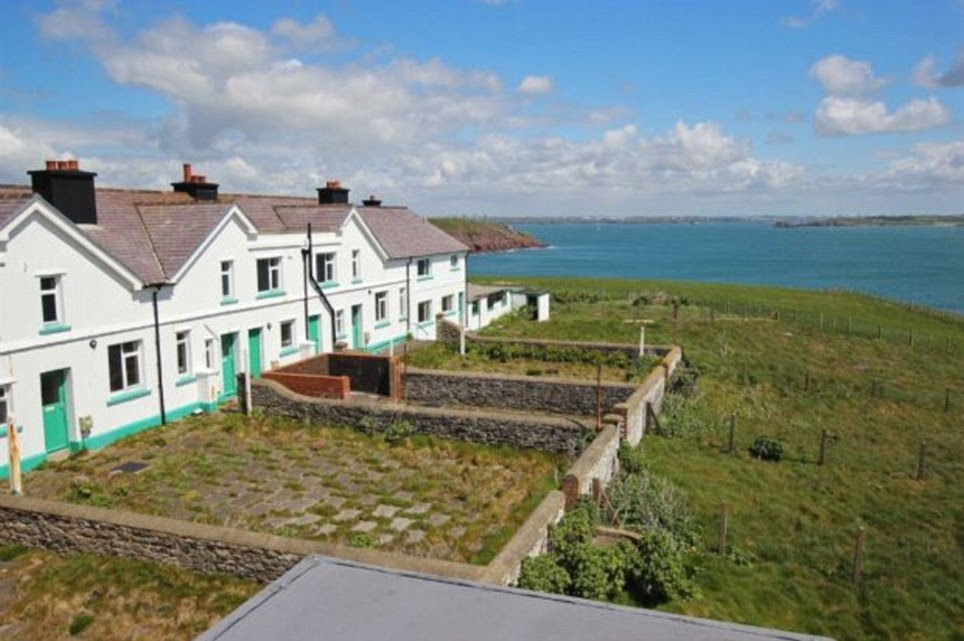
172, 163, 219, 201
362, 195, 382, 207
317, 180, 350, 205
28, 160, 98, 225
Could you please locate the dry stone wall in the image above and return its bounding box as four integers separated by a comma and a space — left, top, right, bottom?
403, 367, 635, 417
251, 378, 591, 455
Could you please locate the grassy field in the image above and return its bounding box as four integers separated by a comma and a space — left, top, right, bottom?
474, 276, 963, 641
0, 545, 257, 640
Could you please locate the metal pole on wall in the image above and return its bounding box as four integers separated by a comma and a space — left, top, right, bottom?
7, 415, 22, 495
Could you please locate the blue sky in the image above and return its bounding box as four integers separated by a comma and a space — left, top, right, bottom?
0, 0, 961, 216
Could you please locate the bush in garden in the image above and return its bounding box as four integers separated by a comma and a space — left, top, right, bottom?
748, 435, 784, 462
517, 555, 570, 594
604, 469, 699, 547
617, 442, 647, 475
628, 530, 696, 605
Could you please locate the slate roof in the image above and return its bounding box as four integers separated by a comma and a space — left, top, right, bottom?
196, 556, 834, 641
357, 205, 468, 259
0, 184, 468, 285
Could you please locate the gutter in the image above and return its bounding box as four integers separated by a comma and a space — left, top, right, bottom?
405, 257, 413, 338
150, 285, 167, 425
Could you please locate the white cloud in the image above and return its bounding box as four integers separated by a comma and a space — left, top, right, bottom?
809, 55, 889, 96
912, 49, 964, 88
783, 0, 839, 29
881, 140, 964, 187
517, 75, 554, 95
815, 96, 951, 136
272, 15, 334, 43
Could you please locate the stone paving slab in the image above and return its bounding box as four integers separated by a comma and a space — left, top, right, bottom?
352, 521, 377, 533
390, 517, 414, 532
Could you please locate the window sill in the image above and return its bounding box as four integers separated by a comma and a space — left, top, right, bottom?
450, 267, 461, 272
350, 278, 363, 285
107, 387, 150, 407
336, 333, 348, 340
416, 320, 434, 329
175, 374, 197, 387
0, 424, 23, 439
320, 282, 339, 290
374, 320, 391, 329
256, 290, 285, 300
443, 310, 458, 317
280, 346, 300, 357
220, 297, 238, 306
39, 323, 71, 336
416, 275, 433, 282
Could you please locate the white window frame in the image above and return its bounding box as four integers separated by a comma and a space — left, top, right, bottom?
442, 295, 454, 312
39, 274, 64, 325
399, 287, 408, 320
0, 385, 10, 425
351, 249, 361, 280
108, 340, 143, 393
375, 291, 388, 322
417, 300, 432, 323
257, 257, 282, 292
175, 330, 192, 376
221, 260, 235, 299
417, 258, 431, 277
316, 252, 336, 283
204, 338, 216, 371
335, 310, 345, 336
280, 320, 295, 348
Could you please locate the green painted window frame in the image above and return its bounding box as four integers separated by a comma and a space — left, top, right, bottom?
374, 320, 391, 329
320, 281, 339, 290
350, 278, 364, 285
38, 323, 71, 335
106, 386, 150, 407
175, 374, 197, 387
255, 289, 285, 300
220, 297, 238, 306
280, 345, 300, 357
416, 275, 433, 282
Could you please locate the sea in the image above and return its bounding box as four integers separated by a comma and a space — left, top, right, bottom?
468, 223, 964, 315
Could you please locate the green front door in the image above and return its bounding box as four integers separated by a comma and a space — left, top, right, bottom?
221, 333, 237, 397
351, 304, 363, 349
40, 369, 69, 453
308, 315, 321, 353
248, 328, 262, 379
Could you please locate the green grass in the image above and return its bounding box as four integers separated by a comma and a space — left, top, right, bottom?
473, 275, 963, 641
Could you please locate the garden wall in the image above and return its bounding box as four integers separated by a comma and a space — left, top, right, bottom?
269, 352, 401, 400
262, 371, 350, 400
0, 495, 483, 584
403, 367, 636, 417
250, 377, 591, 455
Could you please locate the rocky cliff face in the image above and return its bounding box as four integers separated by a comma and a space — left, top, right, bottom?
429, 218, 546, 253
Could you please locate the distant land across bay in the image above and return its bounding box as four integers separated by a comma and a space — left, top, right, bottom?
477, 214, 964, 227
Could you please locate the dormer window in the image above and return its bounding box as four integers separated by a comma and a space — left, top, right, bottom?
221, 261, 235, 300
351, 249, 361, 281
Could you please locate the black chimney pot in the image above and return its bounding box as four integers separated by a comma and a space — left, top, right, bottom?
28, 160, 98, 225
317, 180, 350, 205
362, 195, 382, 207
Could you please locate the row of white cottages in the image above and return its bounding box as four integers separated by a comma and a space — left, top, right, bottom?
0, 162, 518, 478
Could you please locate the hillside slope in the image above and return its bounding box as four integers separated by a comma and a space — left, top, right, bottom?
429, 217, 546, 253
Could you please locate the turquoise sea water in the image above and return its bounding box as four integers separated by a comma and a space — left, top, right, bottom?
468, 223, 964, 315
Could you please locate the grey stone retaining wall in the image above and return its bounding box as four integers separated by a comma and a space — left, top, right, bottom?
252, 378, 591, 456
403, 367, 636, 417
560, 425, 621, 508
0, 495, 484, 584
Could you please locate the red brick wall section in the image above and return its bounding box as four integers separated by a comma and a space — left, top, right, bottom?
263, 372, 350, 400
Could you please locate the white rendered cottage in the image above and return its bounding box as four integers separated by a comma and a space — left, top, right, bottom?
0, 161, 469, 478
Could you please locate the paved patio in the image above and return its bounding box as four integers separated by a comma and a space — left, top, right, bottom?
23, 413, 564, 563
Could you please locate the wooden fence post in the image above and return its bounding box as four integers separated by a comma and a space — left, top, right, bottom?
852, 527, 866, 585
945, 388, 951, 413
916, 442, 927, 480
804, 372, 811, 392
718, 502, 729, 555
7, 414, 22, 495
908, 328, 914, 347
727, 415, 736, 454
818, 429, 828, 465
877, 324, 882, 339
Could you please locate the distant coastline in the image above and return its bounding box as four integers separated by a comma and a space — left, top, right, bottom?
429, 217, 547, 253
480, 214, 964, 227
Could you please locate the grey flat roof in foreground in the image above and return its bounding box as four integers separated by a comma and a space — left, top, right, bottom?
197, 556, 834, 641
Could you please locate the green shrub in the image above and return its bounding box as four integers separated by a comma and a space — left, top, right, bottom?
604, 470, 698, 547
517, 555, 571, 594
567, 542, 635, 601
749, 436, 784, 462
629, 530, 696, 605
548, 501, 598, 565
0, 544, 27, 561
617, 442, 647, 476
384, 420, 414, 444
